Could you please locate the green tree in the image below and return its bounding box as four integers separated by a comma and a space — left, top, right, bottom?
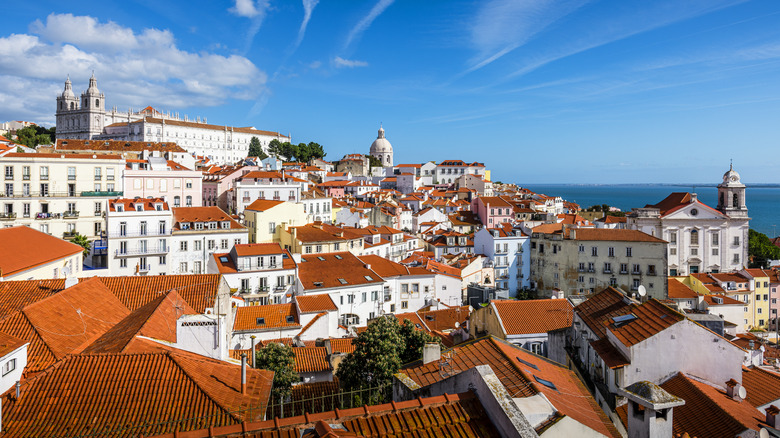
366, 155, 382, 168
255, 343, 300, 401
267, 139, 284, 158
748, 229, 780, 268
247, 136, 268, 160
14, 125, 53, 148
306, 142, 326, 160
336, 316, 439, 391
69, 233, 91, 258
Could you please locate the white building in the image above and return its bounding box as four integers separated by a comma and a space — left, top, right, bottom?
232, 171, 309, 215
0, 226, 84, 281
1, 152, 125, 240
171, 207, 249, 275
628, 166, 749, 276
0, 332, 28, 395
434, 160, 486, 185
209, 242, 297, 305
55, 75, 290, 164
300, 188, 333, 224
106, 198, 172, 276
473, 223, 532, 294
123, 157, 203, 207
369, 125, 393, 167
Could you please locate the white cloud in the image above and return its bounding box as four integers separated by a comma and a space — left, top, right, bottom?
293, 0, 320, 51
0, 14, 267, 125
333, 56, 368, 68
229, 0, 266, 18
343, 0, 394, 50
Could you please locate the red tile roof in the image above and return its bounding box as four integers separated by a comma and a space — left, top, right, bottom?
646, 192, 725, 218
570, 228, 666, 243
608, 299, 685, 347
98, 274, 223, 313
491, 299, 573, 335
109, 197, 169, 212
293, 346, 331, 373
590, 338, 630, 369
147, 392, 501, 438
574, 287, 632, 339
401, 337, 620, 438
244, 199, 285, 211
233, 242, 285, 257
295, 294, 338, 313
0, 348, 273, 437
0, 332, 27, 358
172, 206, 245, 230
741, 366, 780, 408
0, 226, 83, 277
55, 138, 187, 153
668, 280, 699, 299
0, 279, 65, 316
233, 303, 299, 332
298, 252, 383, 290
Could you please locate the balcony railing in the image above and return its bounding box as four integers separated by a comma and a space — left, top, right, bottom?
63, 211, 80, 219
81, 190, 123, 197
115, 247, 168, 257
108, 230, 171, 238
63, 230, 78, 238
0, 212, 16, 220
36, 212, 61, 220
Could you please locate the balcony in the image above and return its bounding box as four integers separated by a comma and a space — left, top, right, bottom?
36, 212, 61, 220
115, 247, 169, 257
0, 212, 16, 220
63, 211, 80, 219
108, 230, 171, 238
81, 190, 123, 197
63, 230, 78, 238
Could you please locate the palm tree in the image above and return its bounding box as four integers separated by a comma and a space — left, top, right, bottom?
70, 233, 91, 258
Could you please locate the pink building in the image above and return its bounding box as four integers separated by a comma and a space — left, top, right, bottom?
471, 196, 513, 227
771, 270, 780, 329
202, 165, 258, 210
124, 158, 203, 208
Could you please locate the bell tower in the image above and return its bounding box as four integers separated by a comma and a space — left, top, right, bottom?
80, 72, 106, 139
717, 163, 748, 218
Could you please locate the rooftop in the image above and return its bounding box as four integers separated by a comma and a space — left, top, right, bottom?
0, 226, 83, 278
298, 252, 383, 290
491, 299, 573, 335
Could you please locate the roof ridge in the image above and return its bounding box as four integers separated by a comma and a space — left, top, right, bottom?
297, 312, 327, 337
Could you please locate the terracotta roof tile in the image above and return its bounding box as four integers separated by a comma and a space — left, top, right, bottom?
668, 280, 699, 299
0, 226, 83, 277
401, 337, 620, 438
293, 346, 331, 373
172, 206, 245, 231
0, 348, 273, 437
55, 138, 187, 153
99, 274, 223, 313
245, 199, 285, 211
298, 252, 383, 290
0, 279, 65, 316
233, 303, 299, 332
0, 332, 27, 358
574, 287, 631, 339
492, 300, 573, 335
590, 338, 629, 369
295, 294, 338, 313
233, 242, 285, 257
608, 299, 684, 347
742, 366, 780, 408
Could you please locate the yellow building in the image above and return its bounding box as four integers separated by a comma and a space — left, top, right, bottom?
742, 269, 772, 329
243, 199, 307, 244
278, 222, 364, 255
682, 272, 766, 330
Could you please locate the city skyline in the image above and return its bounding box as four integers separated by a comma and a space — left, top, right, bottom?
3, 0, 780, 183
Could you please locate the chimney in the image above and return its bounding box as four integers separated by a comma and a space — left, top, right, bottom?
690, 193, 698, 203
423, 343, 441, 365
240, 353, 247, 395
250, 336, 256, 368
725, 379, 745, 401
767, 405, 780, 428
14, 381, 20, 399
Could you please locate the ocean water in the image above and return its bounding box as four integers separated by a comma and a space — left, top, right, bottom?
523, 184, 780, 238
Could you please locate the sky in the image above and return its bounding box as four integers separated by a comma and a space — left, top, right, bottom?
2, 0, 780, 184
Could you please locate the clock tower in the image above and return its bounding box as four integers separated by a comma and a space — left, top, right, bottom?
717, 163, 748, 218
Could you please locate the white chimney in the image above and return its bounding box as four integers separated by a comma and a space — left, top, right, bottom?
726, 379, 745, 401
423, 343, 441, 364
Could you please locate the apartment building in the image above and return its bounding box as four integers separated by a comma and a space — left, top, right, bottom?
123, 157, 202, 207
170, 207, 248, 275
473, 223, 531, 294
532, 227, 668, 299
1, 153, 125, 240
209, 242, 297, 305
232, 171, 309, 215
106, 198, 172, 276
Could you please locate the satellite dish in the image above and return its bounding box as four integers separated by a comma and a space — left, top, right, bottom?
637, 285, 647, 297
62, 267, 71, 277
738, 385, 747, 400
454, 322, 460, 329
760, 428, 770, 438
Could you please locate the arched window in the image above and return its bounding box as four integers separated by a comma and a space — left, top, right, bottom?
186, 195, 192, 207
720, 192, 724, 207
95, 99, 100, 107
174, 196, 181, 207
70, 102, 75, 110
690, 229, 699, 245
733, 193, 739, 208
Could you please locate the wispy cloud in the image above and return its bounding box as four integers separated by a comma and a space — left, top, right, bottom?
343, 0, 394, 51
292, 0, 319, 51
333, 56, 368, 68
229, 0, 271, 54
464, 0, 590, 75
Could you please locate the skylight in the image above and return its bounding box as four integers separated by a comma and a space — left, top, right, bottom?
612, 314, 637, 327
256, 317, 265, 325
286, 316, 294, 323
317, 256, 325, 261
335, 255, 343, 259
338, 278, 348, 285
516, 357, 539, 370
219, 256, 229, 263
364, 276, 373, 281
533, 375, 557, 391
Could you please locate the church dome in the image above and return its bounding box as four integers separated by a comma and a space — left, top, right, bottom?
370, 126, 392, 154
62, 76, 75, 99
86, 72, 100, 95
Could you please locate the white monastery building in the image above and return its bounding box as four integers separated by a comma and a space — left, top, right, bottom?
56, 75, 290, 164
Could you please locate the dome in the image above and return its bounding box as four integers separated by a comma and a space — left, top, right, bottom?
722, 164, 742, 185
61, 76, 75, 99
369, 126, 392, 154
86, 72, 100, 95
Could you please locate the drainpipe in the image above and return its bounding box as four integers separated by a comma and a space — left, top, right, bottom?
250, 336, 256, 368
241, 353, 247, 395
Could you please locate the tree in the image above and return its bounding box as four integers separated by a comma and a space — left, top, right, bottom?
366, 155, 382, 168
748, 229, 780, 268
336, 316, 439, 391
69, 233, 91, 258
267, 139, 284, 159
14, 125, 54, 148
255, 343, 300, 401
247, 136, 268, 160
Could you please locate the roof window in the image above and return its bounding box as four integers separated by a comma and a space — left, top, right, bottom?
533, 375, 557, 391
218, 256, 228, 263
317, 256, 325, 261
338, 278, 348, 285
285, 316, 294, 323
313, 281, 323, 287
612, 314, 637, 327
335, 255, 343, 260
364, 276, 373, 281
516, 357, 539, 370
256, 317, 265, 325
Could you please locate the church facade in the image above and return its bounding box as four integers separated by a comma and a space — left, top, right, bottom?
55, 75, 290, 164
627, 166, 749, 275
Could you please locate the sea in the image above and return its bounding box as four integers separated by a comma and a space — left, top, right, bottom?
522, 184, 780, 238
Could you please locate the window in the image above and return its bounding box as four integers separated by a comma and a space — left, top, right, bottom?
221, 239, 228, 250
67, 167, 75, 180
529, 343, 543, 355
591, 247, 598, 257
40, 183, 49, 197
23, 203, 30, 218
120, 258, 127, 268
94, 167, 102, 180
626, 247, 632, 257
186, 195, 192, 207
22, 166, 30, 180
180, 262, 188, 273
712, 248, 719, 256
208, 240, 215, 250
578, 244, 584, 253
268, 222, 276, 234
174, 196, 181, 207
608, 247, 614, 257
371, 291, 378, 301
159, 255, 166, 264
733, 253, 740, 264
119, 222, 127, 236
180, 241, 188, 251
139, 221, 147, 236
186, 179, 192, 189
401, 301, 408, 309
194, 240, 202, 251
587, 262, 595, 272
690, 229, 699, 245
734, 236, 740, 246
40, 166, 49, 180
119, 241, 127, 254
4, 183, 11, 197
712, 232, 719, 246
604, 262, 612, 273
632, 264, 641, 274
670, 268, 677, 276
670, 248, 677, 255
620, 263, 628, 274
107, 168, 114, 181
669, 231, 677, 244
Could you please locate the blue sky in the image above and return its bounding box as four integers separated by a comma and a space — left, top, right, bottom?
2, 1, 780, 184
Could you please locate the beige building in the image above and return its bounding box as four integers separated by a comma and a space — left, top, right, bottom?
0, 226, 83, 280
1, 152, 125, 240
243, 199, 307, 243
531, 227, 667, 299
279, 222, 364, 255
